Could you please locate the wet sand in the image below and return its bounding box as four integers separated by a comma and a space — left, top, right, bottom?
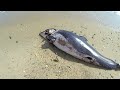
0, 11, 120, 79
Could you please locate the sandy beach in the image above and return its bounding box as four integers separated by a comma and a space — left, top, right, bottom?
0, 11, 120, 79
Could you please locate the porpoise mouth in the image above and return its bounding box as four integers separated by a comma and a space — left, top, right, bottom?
39, 31, 47, 39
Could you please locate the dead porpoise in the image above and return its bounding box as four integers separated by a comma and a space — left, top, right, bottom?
39, 28, 120, 70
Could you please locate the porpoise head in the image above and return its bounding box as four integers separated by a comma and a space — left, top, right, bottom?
39, 28, 56, 39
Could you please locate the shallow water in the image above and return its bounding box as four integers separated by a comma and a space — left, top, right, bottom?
0, 11, 120, 79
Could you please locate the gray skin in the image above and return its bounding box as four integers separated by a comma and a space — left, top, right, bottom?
40, 29, 120, 70
56, 30, 120, 69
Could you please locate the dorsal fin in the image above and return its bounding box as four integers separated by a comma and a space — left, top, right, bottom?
79, 36, 88, 42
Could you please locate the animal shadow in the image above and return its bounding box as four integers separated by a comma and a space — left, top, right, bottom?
41, 40, 108, 70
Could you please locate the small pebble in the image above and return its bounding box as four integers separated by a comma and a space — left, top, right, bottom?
53, 58, 59, 62
67, 66, 71, 68
45, 65, 48, 68
16, 41, 18, 43
23, 70, 26, 73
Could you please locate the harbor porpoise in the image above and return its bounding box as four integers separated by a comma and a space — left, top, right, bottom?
39, 28, 120, 70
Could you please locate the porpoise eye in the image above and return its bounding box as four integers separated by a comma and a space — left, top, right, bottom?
45, 30, 49, 35
45, 32, 48, 35
44, 29, 49, 34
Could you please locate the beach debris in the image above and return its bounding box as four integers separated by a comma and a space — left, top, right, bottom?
92, 34, 96, 39
53, 57, 59, 62
110, 74, 114, 78
93, 34, 96, 35
67, 66, 71, 69
53, 59, 59, 62
9, 36, 12, 39
16, 41, 18, 43
109, 38, 112, 41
